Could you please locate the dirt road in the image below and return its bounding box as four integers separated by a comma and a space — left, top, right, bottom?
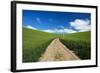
39, 38, 80, 61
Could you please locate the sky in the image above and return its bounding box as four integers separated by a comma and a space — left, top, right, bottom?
22, 10, 91, 33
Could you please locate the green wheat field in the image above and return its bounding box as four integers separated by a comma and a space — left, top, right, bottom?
22, 27, 91, 63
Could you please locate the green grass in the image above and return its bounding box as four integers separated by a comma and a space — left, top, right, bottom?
60, 31, 91, 59
23, 28, 91, 62
23, 28, 58, 62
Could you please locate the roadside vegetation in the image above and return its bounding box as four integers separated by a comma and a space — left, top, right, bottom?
23, 28, 91, 62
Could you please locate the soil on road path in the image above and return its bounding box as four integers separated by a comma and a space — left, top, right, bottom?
39, 38, 80, 62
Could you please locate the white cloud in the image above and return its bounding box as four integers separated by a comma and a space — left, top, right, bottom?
43, 28, 77, 33
26, 25, 37, 30
70, 19, 91, 32
63, 29, 77, 33
43, 19, 91, 34
25, 25, 77, 33
43, 29, 55, 33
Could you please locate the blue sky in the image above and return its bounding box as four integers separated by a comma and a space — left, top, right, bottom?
22, 10, 91, 33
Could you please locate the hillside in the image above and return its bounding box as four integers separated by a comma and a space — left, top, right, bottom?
60, 32, 91, 60
23, 28, 57, 62
62, 31, 90, 43
23, 28, 91, 62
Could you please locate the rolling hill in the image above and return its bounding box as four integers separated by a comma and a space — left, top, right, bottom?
23, 28, 91, 62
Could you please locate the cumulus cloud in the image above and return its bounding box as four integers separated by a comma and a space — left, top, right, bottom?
26, 25, 37, 30
43, 28, 77, 33
70, 19, 91, 32
25, 19, 91, 34
43, 19, 91, 34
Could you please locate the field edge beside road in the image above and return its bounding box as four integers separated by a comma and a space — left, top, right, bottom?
22, 28, 91, 62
